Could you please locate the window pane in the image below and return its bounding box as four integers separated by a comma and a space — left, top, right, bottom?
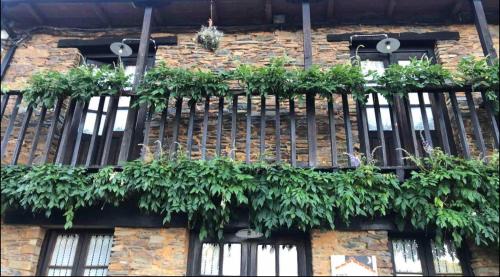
201, 243, 220, 275
103, 97, 110, 112
361, 60, 385, 83
431, 241, 462, 275
113, 110, 128, 131
84, 268, 107, 276
410, 108, 435, 131
408, 93, 431, 105
257, 245, 276, 276
48, 268, 72, 276
125, 66, 136, 85
49, 234, 79, 267
366, 107, 392, 131
398, 60, 411, 67
85, 235, 113, 267
118, 96, 130, 107
98, 116, 106, 136
392, 239, 423, 275
83, 112, 97, 134
279, 245, 298, 276
88, 97, 101, 111
222, 244, 241, 276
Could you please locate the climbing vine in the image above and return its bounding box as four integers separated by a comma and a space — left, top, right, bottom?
2, 149, 498, 246
22, 56, 498, 109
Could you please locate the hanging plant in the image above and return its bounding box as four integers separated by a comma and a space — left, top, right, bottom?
196, 23, 224, 51
196, 1, 223, 51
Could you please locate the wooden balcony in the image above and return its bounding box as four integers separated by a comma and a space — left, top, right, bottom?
1, 87, 498, 173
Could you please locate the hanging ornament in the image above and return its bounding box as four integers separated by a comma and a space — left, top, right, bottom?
196, 0, 223, 51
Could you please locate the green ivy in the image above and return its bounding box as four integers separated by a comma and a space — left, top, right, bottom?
394, 149, 499, 247
456, 57, 499, 113
1, 164, 91, 229
4, 150, 497, 246
23, 56, 498, 109
376, 57, 453, 102
136, 62, 230, 112
23, 64, 129, 108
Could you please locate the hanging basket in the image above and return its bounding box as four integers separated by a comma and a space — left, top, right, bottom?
196, 25, 223, 51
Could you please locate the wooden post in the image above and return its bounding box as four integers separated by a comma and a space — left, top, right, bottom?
302, 0, 317, 167
471, 0, 498, 64
118, 6, 153, 163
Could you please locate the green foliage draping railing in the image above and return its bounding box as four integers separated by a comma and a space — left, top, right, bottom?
2, 150, 498, 247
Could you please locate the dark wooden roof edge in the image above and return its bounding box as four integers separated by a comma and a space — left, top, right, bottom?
57, 35, 177, 48
327, 31, 460, 42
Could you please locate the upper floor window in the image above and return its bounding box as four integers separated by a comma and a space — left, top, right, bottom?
38, 230, 114, 276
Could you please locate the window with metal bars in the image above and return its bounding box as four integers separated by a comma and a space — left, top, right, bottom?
37, 230, 114, 276
188, 233, 310, 276
390, 235, 471, 276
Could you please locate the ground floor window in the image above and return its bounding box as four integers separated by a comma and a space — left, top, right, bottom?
37, 230, 114, 276
390, 235, 470, 276
188, 233, 310, 276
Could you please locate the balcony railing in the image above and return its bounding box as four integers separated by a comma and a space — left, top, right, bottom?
1, 87, 498, 172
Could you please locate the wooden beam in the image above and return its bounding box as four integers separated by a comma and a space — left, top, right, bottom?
92, 3, 112, 27
326, 0, 335, 21
302, 0, 317, 167
265, 0, 273, 24
386, 0, 397, 17
58, 36, 177, 48
118, 6, 153, 163
25, 3, 45, 25
327, 31, 460, 42
210, 0, 218, 25
471, 0, 498, 63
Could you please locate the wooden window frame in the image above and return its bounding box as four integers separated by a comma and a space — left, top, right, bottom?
389, 233, 473, 276
187, 232, 312, 276
351, 43, 457, 162
36, 229, 114, 276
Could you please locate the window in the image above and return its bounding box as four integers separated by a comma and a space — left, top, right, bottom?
38, 230, 114, 276
354, 44, 446, 163
189, 233, 310, 276
70, 47, 155, 166
391, 236, 469, 276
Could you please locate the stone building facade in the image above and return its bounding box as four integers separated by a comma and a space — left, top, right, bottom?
1, 2, 499, 276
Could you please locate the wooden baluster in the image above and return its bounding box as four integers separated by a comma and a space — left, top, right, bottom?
141, 105, 155, 160
449, 92, 471, 159
100, 96, 119, 166
216, 97, 224, 156
42, 98, 63, 163
85, 96, 105, 167
275, 95, 281, 162
171, 98, 183, 152
1, 94, 22, 158
327, 97, 337, 167
357, 101, 371, 159
0, 94, 9, 118
418, 93, 433, 148
402, 96, 420, 158
259, 95, 266, 159
70, 102, 90, 166
372, 93, 387, 166
27, 106, 47, 165
230, 95, 238, 160
465, 90, 486, 157
11, 105, 33, 165
289, 97, 297, 166
245, 95, 252, 163
201, 96, 210, 160
431, 93, 451, 154
55, 99, 78, 164
389, 96, 404, 178
186, 100, 196, 158
342, 94, 353, 166
481, 91, 499, 149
